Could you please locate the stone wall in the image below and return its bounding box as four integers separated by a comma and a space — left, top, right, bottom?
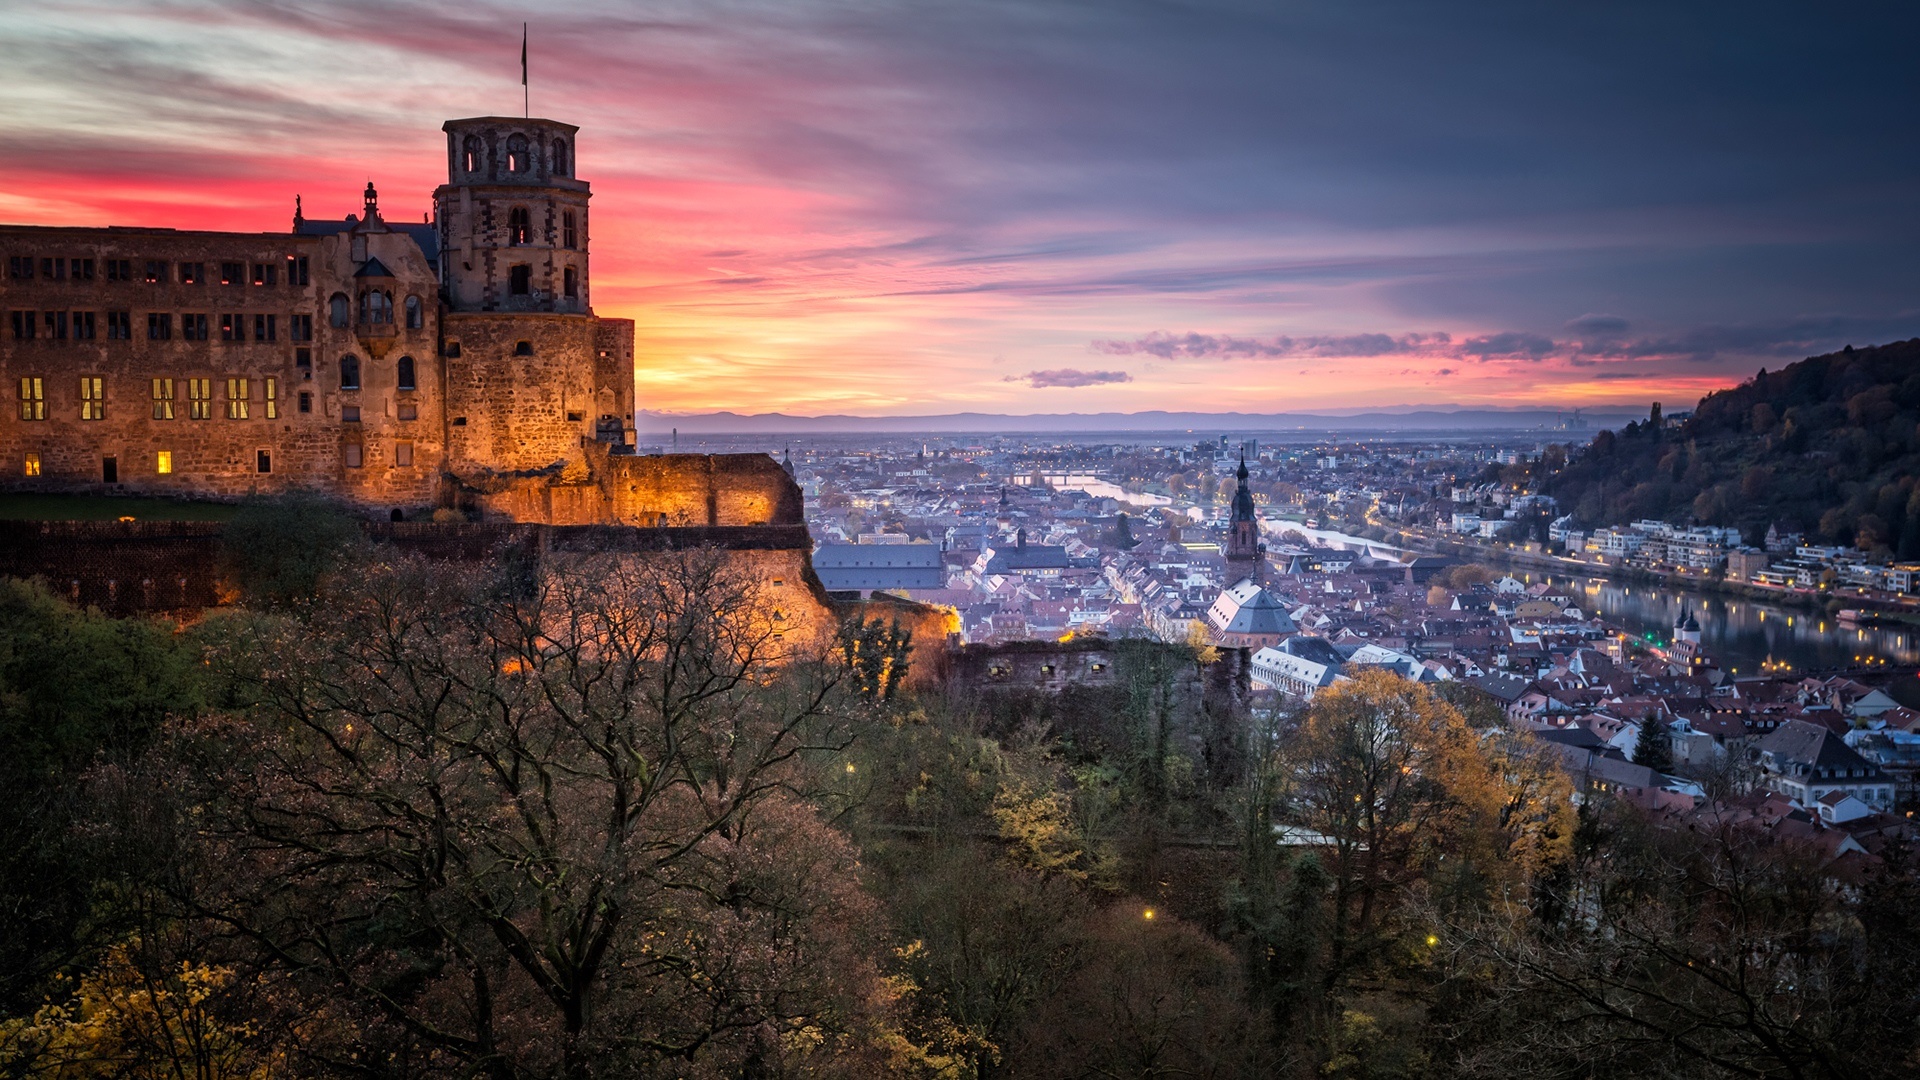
0, 519, 223, 614
440, 311, 601, 481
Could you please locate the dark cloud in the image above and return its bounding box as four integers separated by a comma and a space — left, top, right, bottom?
1091, 330, 1452, 360
1567, 313, 1629, 337
1459, 331, 1557, 360
1007, 368, 1133, 388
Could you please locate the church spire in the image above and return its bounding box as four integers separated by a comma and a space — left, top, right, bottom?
1226, 452, 1261, 564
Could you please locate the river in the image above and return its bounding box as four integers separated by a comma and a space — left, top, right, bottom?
1263, 521, 1915, 675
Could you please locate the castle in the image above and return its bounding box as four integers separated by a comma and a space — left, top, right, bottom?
0, 114, 804, 526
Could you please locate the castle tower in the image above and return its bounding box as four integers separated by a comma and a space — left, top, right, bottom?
432, 116, 634, 485
1226, 454, 1262, 564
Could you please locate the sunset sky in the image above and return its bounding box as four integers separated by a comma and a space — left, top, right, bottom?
3, 1, 1917, 418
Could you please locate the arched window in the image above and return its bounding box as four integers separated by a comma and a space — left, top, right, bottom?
404, 295, 423, 329
359, 290, 392, 324
551, 139, 569, 176
328, 292, 349, 328
340, 355, 361, 390
508, 207, 531, 246
463, 135, 484, 174
563, 267, 578, 299
396, 355, 416, 391
506, 133, 529, 173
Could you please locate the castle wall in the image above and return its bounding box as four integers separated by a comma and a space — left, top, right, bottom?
441, 311, 599, 480
0, 224, 442, 509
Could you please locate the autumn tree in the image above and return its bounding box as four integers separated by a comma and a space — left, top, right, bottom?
169, 548, 910, 1079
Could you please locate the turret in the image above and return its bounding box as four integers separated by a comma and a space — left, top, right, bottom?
435, 117, 590, 313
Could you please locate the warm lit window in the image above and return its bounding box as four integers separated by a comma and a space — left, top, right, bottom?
18, 377, 44, 421
226, 378, 249, 419
156, 450, 172, 475
264, 377, 278, 419
463, 135, 483, 173
506, 133, 529, 173
151, 378, 174, 420
79, 376, 104, 420
188, 378, 212, 420
23, 452, 41, 477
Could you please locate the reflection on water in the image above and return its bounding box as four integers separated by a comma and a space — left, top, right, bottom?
1519, 571, 1920, 675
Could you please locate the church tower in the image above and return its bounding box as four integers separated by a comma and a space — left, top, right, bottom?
432, 117, 633, 483
1226, 454, 1262, 564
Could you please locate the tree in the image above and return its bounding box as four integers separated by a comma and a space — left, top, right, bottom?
1630, 719, 1673, 773
170, 549, 904, 1079
216, 495, 365, 607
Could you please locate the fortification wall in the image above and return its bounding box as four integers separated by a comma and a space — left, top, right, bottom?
0, 519, 223, 614
469, 452, 806, 527
441, 311, 599, 480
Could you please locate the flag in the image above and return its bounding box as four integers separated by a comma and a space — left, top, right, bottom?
521, 23, 528, 87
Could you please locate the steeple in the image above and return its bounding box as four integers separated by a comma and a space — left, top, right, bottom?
1226, 452, 1261, 564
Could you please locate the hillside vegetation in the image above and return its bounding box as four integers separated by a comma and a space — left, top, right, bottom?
1541, 338, 1920, 554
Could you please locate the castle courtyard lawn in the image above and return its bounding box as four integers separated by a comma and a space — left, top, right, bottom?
0, 494, 240, 522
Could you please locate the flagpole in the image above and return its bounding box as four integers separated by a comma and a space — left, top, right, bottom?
522, 23, 529, 118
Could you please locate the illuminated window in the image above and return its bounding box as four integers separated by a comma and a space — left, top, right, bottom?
151, 378, 174, 420
156, 451, 172, 475
226, 378, 249, 419
188, 378, 212, 420
23, 452, 40, 477
463, 135, 483, 173
18, 377, 44, 421
264, 377, 278, 419
506, 133, 529, 173
79, 376, 104, 420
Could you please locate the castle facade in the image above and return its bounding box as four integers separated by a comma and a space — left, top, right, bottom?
1, 116, 643, 518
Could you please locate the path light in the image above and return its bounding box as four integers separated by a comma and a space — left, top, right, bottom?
1143, 908, 1156, 921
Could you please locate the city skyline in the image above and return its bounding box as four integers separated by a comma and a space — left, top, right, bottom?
4, 1, 1917, 417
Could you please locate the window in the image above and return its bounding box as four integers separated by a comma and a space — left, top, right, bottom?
394, 441, 414, 467
264, 377, 278, 419
514, 340, 533, 356
508, 207, 531, 246
18, 377, 44, 421
562, 211, 577, 249
220, 262, 243, 286
144, 261, 165, 284
341, 405, 362, 423
563, 267, 578, 299
396, 354, 416, 390
256, 450, 271, 474
10, 311, 34, 341
358, 290, 392, 325
251, 262, 276, 286
552, 138, 569, 176
72, 259, 94, 281
43, 312, 67, 341
179, 262, 202, 285
182, 314, 209, 341
151, 378, 175, 420
290, 314, 312, 342
404, 295, 423, 329
40, 258, 65, 280
7, 256, 31, 280
102, 456, 117, 484
463, 135, 484, 173
106, 311, 131, 340
157, 451, 172, 475
329, 293, 349, 328
253, 314, 276, 342
509, 265, 531, 295
287, 255, 309, 286
397, 402, 419, 421
220, 313, 244, 342
506, 133, 529, 173
188, 378, 212, 420
295, 347, 312, 377
72, 312, 95, 340
23, 452, 40, 477
226, 378, 249, 419
339, 355, 360, 390
343, 443, 364, 467
79, 376, 104, 420
297, 391, 312, 414
106, 259, 132, 282
147, 313, 171, 340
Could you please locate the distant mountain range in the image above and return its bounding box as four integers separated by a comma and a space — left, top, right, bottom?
635, 407, 1648, 435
